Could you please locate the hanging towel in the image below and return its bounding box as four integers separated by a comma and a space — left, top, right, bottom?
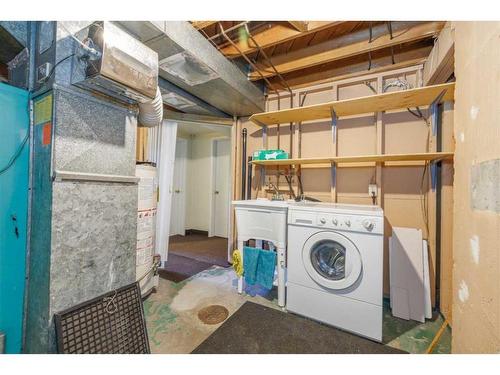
243, 246, 276, 290
256, 249, 276, 290
243, 246, 260, 286
232, 249, 244, 277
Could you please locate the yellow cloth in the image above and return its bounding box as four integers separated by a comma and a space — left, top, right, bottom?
232, 250, 244, 277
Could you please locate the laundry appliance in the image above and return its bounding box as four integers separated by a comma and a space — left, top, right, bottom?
287, 202, 384, 341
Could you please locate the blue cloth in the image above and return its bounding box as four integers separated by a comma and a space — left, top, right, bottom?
255, 249, 277, 290
243, 246, 277, 290
244, 283, 272, 298
243, 246, 260, 286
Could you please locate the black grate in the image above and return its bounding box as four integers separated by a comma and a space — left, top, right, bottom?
54, 282, 150, 354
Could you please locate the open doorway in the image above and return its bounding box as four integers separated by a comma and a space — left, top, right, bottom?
160, 121, 232, 282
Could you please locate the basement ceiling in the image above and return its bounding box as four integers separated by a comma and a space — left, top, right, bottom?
178, 121, 231, 136
191, 21, 445, 91
117, 21, 265, 117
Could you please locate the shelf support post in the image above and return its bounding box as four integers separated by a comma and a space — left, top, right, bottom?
430, 90, 446, 136
330, 161, 337, 198
330, 105, 338, 202
430, 161, 438, 191
429, 89, 446, 192
375, 76, 384, 207
262, 125, 268, 149
253, 119, 269, 149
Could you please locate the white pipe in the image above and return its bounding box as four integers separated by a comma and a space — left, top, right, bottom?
138, 86, 163, 128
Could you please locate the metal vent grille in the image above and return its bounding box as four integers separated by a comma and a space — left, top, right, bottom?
54, 283, 150, 354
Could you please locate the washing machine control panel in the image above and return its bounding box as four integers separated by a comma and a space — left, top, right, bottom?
316, 214, 382, 234
289, 210, 383, 234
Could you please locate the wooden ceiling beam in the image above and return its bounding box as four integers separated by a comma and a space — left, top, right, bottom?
191, 21, 218, 30
287, 21, 309, 32
249, 21, 445, 81
219, 21, 344, 58
267, 43, 433, 90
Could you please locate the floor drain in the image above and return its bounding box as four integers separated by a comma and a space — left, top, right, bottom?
198, 305, 229, 325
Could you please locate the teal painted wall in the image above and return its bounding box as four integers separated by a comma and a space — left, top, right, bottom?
0, 82, 30, 354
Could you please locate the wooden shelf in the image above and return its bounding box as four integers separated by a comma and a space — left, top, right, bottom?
250, 82, 455, 126
251, 152, 454, 167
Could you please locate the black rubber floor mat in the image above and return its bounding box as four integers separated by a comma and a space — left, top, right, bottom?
158, 253, 214, 283
54, 282, 150, 354
169, 234, 230, 267
192, 302, 407, 354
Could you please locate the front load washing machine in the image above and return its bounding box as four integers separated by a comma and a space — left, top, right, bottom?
286, 202, 384, 341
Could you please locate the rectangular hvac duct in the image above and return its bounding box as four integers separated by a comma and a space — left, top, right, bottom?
116, 21, 265, 116
157, 77, 229, 117
71, 21, 159, 104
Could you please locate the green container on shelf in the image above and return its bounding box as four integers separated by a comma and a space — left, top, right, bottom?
252, 149, 289, 161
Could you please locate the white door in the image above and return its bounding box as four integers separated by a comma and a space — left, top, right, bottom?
170, 138, 187, 236
212, 138, 230, 238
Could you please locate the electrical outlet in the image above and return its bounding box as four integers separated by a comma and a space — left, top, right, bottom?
368, 184, 378, 197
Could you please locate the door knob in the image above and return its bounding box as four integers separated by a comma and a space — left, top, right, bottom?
214, 191, 219, 195
175, 189, 181, 193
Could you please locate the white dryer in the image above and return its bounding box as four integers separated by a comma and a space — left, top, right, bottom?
287, 202, 384, 341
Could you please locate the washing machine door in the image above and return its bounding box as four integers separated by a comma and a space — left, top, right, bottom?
302, 231, 362, 290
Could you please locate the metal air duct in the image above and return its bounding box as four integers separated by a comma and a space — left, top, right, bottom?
116, 21, 265, 116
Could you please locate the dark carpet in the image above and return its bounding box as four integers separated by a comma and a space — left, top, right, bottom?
192, 302, 406, 354
169, 233, 230, 267
158, 253, 213, 283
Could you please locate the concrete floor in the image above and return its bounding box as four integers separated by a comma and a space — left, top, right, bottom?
144, 266, 451, 354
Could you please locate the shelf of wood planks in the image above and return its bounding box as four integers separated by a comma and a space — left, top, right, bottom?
251, 152, 454, 168
249, 82, 455, 126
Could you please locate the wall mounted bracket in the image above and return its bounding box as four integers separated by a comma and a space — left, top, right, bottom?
331, 108, 338, 144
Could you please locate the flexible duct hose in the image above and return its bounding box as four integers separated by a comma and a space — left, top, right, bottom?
138, 86, 163, 127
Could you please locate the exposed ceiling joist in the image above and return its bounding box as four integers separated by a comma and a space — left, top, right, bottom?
268, 43, 433, 89
423, 22, 454, 85
191, 21, 218, 30
219, 21, 344, 58
287, 21, 309, 32
249, 21, 445, 80
283, 58, 426, 91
